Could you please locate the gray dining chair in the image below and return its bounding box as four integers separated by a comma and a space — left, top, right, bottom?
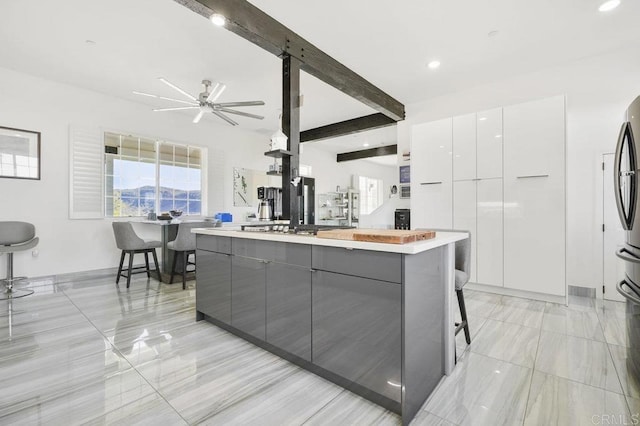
167, 221, 212, 289
0, 221, 39, 300
112, 222, 161, 288
419, 228, 472, 344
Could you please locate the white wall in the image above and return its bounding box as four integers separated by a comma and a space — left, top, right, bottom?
300, 144, 398, 227
398, 46, 640, 290
0, 66, 273, 277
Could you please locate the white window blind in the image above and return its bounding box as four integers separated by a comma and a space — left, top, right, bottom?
69, 126, 103, 219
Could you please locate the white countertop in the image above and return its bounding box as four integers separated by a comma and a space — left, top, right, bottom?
192, 228, 468, 254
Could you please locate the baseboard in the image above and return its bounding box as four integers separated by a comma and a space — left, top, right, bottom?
567, 285, 596, 298
466, 282, 567, 305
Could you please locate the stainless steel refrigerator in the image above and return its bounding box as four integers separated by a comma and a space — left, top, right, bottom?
614, 95, 640, 380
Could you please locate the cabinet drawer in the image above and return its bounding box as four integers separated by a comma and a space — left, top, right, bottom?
312, 246, 402, 284
196, 235, 231, 254
233, 239, 311, 267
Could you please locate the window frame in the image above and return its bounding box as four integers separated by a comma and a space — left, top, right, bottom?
103, 130, 207, 218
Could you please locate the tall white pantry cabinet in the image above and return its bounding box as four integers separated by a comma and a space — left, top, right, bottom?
410, 96, 566, 297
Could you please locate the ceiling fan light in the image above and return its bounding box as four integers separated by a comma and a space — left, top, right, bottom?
599, 0, 620, 11
210, 13, 226, 26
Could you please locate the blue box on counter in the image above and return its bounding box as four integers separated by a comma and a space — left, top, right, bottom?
214, 212, 233, 222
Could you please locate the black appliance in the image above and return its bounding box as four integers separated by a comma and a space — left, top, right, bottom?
257, 186, 282, 220
297, 177, 315, 225
395, 209, 411, 230
615, 95, 640, 384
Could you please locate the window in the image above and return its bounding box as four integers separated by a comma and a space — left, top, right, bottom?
104, 132, 204, 217
358, 175, 384, 215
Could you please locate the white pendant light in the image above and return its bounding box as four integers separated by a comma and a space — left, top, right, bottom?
599, 0, 620, 12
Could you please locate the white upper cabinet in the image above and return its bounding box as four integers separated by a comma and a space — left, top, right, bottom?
453, 114, 477, 181
504, 96, 565, 178
411, 118, 452, 184
477, 108, 503, 179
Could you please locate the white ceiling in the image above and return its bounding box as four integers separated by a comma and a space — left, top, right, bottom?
1, 0, 638, 154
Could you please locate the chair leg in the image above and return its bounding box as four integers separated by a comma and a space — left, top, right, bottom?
456, 289, 471, 344
144, 252, 150, 278
170, 251, 178, 284
126, 251, 134, 289
182, 251, 188, 290
116, 251, 125, 284
151, 249, 161, 282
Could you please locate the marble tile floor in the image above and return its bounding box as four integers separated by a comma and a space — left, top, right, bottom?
1, 275, 639, 426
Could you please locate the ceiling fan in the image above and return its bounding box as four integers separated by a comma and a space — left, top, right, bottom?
134, 78, 265, 126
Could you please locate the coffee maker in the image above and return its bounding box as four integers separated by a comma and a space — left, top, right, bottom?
257, 186, 282, 221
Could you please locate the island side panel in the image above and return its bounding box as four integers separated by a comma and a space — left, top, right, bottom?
401, 245, 446, 425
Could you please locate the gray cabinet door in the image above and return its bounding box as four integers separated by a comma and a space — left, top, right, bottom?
266, 262, 311, 361
312, 271, 402, 402
232, 256, 266, 340
195, 249, 231, 324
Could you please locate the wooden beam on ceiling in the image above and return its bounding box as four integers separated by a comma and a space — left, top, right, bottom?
300, 113, 396, 143
337, 145, 398, 163
175, 0, 406, 121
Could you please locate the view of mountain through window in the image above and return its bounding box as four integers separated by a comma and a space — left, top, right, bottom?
104, 132, 203, 217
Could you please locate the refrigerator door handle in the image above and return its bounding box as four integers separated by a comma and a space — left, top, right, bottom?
614, 121, 636, 230
616, 247, 640, 264
617, 278, 640, 305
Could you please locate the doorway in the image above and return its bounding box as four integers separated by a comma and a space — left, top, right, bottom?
603, 153, 626, 301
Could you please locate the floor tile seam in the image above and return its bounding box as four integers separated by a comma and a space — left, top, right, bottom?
0, 366, 157, 419
537, 327, 610, 344
423, 410, 460, 426
477, 316, 543, 332
463, 350, 535, 373
531, 363, 626, 396
521, 317, 543, 426
187, 366, 303, 424
59, 282, 191, 425
298, 389, 353, 425
603, 338, 635, 410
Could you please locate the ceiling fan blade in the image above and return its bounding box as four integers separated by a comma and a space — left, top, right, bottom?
212, 110, 238, 126
158, 96, 198, 106
216, 101, 265, 107
158, 77, 197, 101
193, 111, 205, 124
218, 107, 264, 120
153, 106, 199, 112
207, 83, 226, 103
133, 91, 159, 98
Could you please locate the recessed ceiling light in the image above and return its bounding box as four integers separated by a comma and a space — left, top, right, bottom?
495, 134, 502, 138
599, 0, 620, 11
479, 117, 487, 121
210, 13, 226, 26
85, 39, 96, 45
363, 143, 370, 147
487, 30, 500, 38
427, 60, 441, 70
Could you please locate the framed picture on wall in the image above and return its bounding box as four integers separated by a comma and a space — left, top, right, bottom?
399, 165, 410, 184
0, 126, 41, 180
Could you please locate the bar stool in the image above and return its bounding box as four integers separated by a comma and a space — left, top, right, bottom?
0, 221, 39, 300
419, 228, 472, 344
167, 221, 212, 289
112, 222, 161, 289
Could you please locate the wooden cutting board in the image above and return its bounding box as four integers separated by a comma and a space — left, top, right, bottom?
316, 229, 436, 244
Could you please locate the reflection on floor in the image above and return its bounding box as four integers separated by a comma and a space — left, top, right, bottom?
0, 273, 638, 425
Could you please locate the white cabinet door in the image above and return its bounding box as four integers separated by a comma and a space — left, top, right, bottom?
453, 114, 476, 181
453, 180, 477, 282
504, 95, 565, 296
411, 182, 453, 230
504, 175, 565, 295
504, 96, 565, 178
476, 179, 503, 287
477, 108, 503, 179
411, 118, 452, 184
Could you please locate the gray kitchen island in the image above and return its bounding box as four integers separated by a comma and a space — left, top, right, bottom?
192, 228, 467, 425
